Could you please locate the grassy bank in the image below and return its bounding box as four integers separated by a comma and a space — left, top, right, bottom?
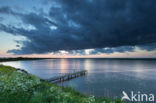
0, 65, 124, 103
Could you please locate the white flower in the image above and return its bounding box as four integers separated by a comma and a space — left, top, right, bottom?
102, 101, 106, 103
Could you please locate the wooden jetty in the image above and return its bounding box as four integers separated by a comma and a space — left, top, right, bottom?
47, 70, 87, 83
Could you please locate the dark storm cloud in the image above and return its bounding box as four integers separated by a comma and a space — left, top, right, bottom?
0, 0, 156, 54
0, 6, 12, 14
138, 43, 156, 51
0, 6, 19, 15
90, 46, 135, 54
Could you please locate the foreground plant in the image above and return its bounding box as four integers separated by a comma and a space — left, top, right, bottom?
0, 65, 124, 103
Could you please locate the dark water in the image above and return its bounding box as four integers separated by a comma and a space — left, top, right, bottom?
1, 59, 156, 99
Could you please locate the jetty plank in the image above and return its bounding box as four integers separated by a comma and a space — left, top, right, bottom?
47, 70, 87, 83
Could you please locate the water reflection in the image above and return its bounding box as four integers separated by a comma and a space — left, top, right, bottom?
1, 59, 156, 99
60, 59, 68, 74
84, 59, 91, 73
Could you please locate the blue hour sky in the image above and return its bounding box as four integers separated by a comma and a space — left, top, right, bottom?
0, 0, 156, 58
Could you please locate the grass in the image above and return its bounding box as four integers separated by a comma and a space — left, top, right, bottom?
0, 65, 125, 103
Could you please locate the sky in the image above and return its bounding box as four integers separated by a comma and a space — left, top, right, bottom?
0, 0, 156, 58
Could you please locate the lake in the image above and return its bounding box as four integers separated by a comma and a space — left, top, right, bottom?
1, 58, 156, 99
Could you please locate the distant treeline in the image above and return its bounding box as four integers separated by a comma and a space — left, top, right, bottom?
0, 57, 156, 62
0, 57, 52, 62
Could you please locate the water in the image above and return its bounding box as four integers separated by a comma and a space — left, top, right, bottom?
1, 59, 156, 99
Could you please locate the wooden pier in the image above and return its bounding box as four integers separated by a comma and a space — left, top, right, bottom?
47, 70, 87, 83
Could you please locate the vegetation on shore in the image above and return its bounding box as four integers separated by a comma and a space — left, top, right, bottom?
1, 57, 156, 62
0, 57, 52, 62
0, 65, 125, 103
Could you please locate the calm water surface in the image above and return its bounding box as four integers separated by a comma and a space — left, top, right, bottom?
1, 59, 156, 99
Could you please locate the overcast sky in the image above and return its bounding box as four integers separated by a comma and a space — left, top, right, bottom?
0, 0, 156, 58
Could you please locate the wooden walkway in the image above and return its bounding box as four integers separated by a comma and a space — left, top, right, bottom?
47, 70, 87, 83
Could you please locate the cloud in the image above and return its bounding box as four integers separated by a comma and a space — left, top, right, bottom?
89, 46, 135, 54
0, 6, 13, 14
0, 6, 20, 15
0, 0, 156, 55
16, 45, 20, 47
0, 17, 3, 21
138, 43, 156, 51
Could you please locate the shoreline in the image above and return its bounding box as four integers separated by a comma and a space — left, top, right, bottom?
1, 57, 156, 62
0, 57, 53, 62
